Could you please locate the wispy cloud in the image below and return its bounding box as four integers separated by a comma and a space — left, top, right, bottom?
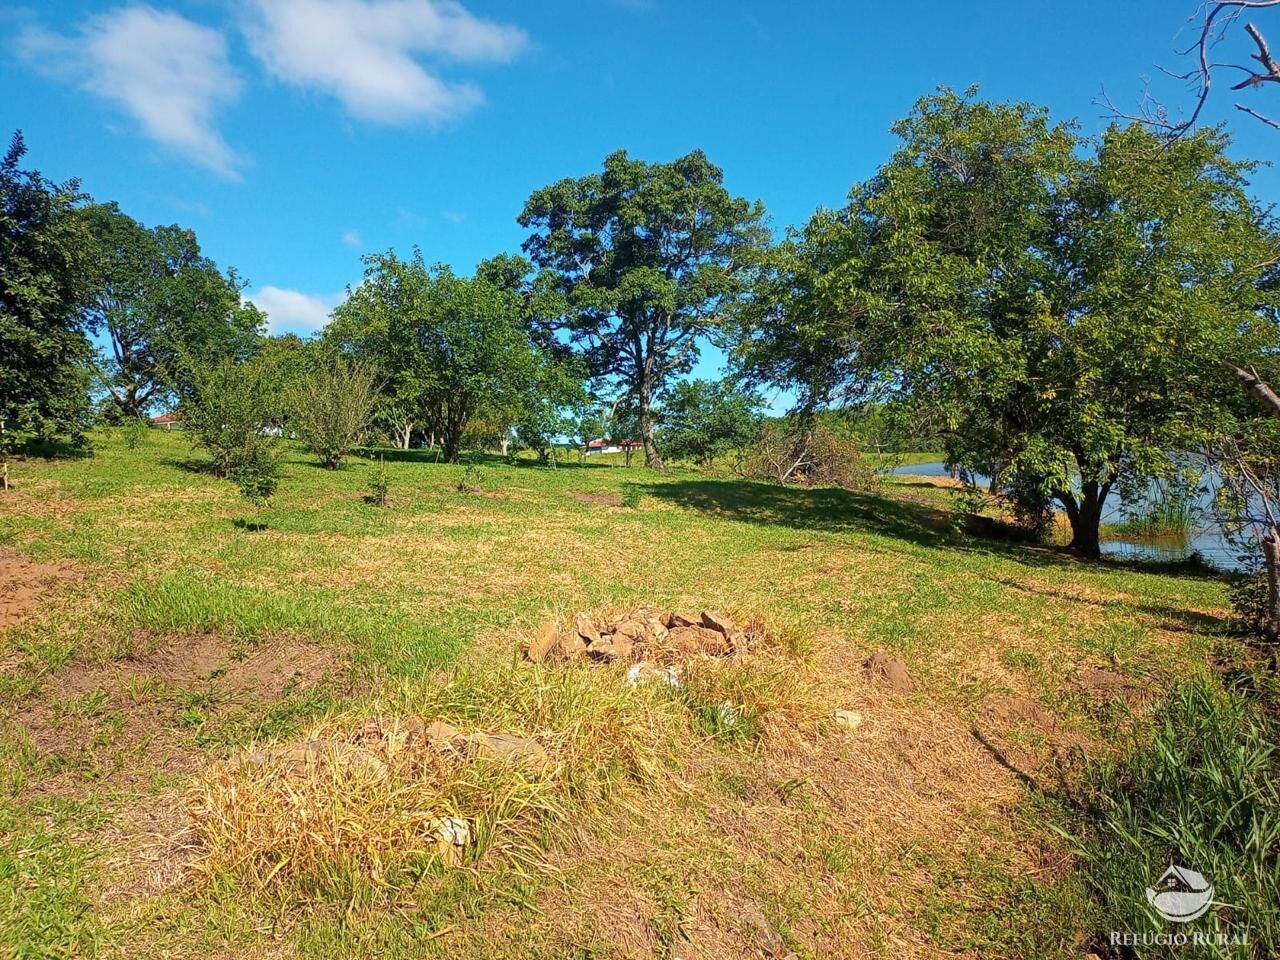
17, 5, 244, 177
247, 286, 344, 335
342, 229, 363, 248
441, 209, 466, 224
240, 0, 528, 124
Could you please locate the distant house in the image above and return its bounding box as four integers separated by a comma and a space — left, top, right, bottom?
584, 438, 641, 456
150, 412, 182, 430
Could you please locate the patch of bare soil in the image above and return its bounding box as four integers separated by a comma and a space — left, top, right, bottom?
1076, 665, 1150, 709
567, 491, 624, 507
0, 547, 78, 630
975, 693, 1092, 785
12, 633, 345, 796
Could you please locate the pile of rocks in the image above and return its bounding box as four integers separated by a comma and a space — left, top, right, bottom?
527, 607, 752, 665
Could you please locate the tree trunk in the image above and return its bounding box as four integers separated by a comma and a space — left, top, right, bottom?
638, 381, 664, 470
1059, 480, 1107, 560
499, 438, 510, 457
1263, 526, 1280, 642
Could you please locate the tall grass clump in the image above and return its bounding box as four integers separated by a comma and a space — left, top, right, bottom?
1112, 481, 1198, 539
1063, 682, 1279, 955
186, 661, 690, 912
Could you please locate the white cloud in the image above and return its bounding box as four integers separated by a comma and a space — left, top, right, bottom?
241, 0, 527, 124
248, 286, 345, 335
342, 229, 363, 247
18, 6, 244, 177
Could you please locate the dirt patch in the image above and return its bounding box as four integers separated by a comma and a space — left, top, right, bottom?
975, 694, 1092, 784
12, 633, 345, 795
862, 652, 914, 693
567, 491, 624, 507
0, 547, 78, 629
1076, 665, 1149, 708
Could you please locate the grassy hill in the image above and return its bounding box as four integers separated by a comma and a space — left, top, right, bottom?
0, 429, 1250, 958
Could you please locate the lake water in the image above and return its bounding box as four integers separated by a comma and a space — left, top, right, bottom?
884, 461, 1251, 572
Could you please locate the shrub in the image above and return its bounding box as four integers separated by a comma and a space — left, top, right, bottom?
180, 357, 278, 479
288, 357, 380, 469
120, 417, 148, 450
743, 421, 875, 490
365, 456, 390, 507
1062, 682, 1279, 954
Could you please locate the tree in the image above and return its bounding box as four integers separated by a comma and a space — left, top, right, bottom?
335, 252, 539, 463
287, 356, 380, 469
0, 132, 93, 489
80, 202, 263, 418
519, 149, 770, 468
738, 89, 1280, 558
513, 356, 588, 465
658, 378, 764, 467
180, 355, 280, 479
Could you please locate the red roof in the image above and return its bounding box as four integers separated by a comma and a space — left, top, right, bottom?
587, 438, 640, 448
151, 412, 181, 424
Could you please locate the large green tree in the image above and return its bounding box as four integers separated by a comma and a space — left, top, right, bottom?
334, 252, 539, 462
658, 378, 765, 467
739, 90, 1280, 557
519, 149, 770, 468
0, 132, 93, 488
80, 202, 263, 418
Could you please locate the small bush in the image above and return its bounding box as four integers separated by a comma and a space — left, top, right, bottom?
1062, 682, 1279, 953
119, 417, 148, 450
181, 358, 279, 479
288, 357, 380, 470
743, 421, 875, 490
365, 456, 390, 507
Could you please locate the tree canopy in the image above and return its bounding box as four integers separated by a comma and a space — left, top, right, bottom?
519, 149, 770, 468
333, 252, 542, 463
0, 131, 94, 483
738, 89, 1280, 556
80, 202, 263, 418
658, 378, 765, 466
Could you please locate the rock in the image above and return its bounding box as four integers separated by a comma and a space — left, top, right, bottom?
667, 626, 704, 655
626, 661, 682, 687
833, 709, 863, 731
587, 634, 634, 661
249, 740, 388, 780
557, 631, 587, 660
423, 719, 462, 745
575, 614, 601, 645
728, 631, 749, 655
527, 621, 559, 663
700, 610, 737, 636
428, 815, 471, 866
738, 900, 788, 958
698, 629, 730, 655
613, 619, 646, 641
668, 611, 702, 630
469, 732, 550, 769
862, 652, 914, 693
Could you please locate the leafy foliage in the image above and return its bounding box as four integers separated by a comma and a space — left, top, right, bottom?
658, 378, 764, 466
737, 89, 1280, 557
180, 356, 279, 480
333, 253, 539, 463
520, 149, 770, 467
0, 131, 94, 479
80, 202, 263, 417
287, 355, 380, 469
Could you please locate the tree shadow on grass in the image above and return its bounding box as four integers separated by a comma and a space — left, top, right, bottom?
637, 477, 1238, 586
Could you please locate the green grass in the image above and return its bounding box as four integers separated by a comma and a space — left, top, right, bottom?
0, 429, 1249, 959
1056, 681, 1279, 957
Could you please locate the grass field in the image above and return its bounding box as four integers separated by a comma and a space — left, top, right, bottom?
0, 430, 1246, 959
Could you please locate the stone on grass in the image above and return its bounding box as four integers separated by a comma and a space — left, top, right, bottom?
527, 621, 559, 663
833, 709, 864, 731
468, 732, 550, 769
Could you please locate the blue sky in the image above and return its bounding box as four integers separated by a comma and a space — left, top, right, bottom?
5, 0, 1279, 382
